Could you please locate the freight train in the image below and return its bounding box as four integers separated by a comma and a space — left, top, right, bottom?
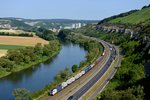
49, 48, 107, 96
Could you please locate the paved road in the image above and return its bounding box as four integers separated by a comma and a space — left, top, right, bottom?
67, 41, 116, 100
87, 46, 121, 100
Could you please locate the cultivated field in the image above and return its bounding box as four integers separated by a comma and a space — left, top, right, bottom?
0, 36, 49, 46
0, 50, 7, 57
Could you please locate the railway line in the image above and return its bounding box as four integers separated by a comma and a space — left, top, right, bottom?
44, 38, 119, 100
68, 41, 116, 100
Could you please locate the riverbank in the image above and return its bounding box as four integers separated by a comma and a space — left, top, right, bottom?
0, 41, 61, 79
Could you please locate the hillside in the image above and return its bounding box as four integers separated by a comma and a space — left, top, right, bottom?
96, 5, 150, 100
108, 7, 150, 24
24, 19, 99, 29
71, 5, 150, 100
0, 18, 32, 30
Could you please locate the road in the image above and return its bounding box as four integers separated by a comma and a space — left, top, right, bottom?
86, 46, 121, 100
68, 41, 117, 100
42, 37, 119, 100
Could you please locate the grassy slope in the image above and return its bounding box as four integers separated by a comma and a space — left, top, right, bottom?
109, 7, 150, 24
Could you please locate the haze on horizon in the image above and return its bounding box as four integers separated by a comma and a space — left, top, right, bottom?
0, 0, 149, 20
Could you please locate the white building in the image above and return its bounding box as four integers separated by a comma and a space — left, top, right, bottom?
64, 26, 72, 29
72, 24, 76, 28
78, 23, 81, 28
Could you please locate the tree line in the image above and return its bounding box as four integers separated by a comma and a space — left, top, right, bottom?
0, 32, 34, 37
33, 27, 56, 41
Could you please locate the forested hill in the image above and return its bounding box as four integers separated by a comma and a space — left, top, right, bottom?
0, 18, 32, 30
98, 4, 150, 25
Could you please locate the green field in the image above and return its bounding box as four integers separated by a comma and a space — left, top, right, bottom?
109, 7, 150, 24
0, 44, 26, 50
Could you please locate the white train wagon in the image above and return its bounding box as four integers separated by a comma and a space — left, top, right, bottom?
49, 48, 106, 96
75, 73, 81, 79
81, 70, 85, 75
61, 82, 68, 88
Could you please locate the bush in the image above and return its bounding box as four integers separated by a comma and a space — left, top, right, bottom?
72, 64, 78, 73
13, 88, 32, 100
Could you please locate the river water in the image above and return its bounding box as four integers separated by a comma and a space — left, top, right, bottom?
0, 42, 87, 100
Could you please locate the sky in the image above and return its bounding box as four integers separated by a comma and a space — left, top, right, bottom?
0, 0, 149, 20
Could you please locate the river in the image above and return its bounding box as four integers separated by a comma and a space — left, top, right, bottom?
0, 42, 87, 100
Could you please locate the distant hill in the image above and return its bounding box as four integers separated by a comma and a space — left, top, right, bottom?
23, 19, 99, 29
98, 5, 150, 25
0, 17, 99, 30
0, 18, 32, 30
23, 19, 99, 23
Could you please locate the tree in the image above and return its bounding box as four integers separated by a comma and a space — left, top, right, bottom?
0, 57, 14, 71
24, 56, 31, 63
60, 71, 67, 79
7, 50, 24, 64
13, 88, 31, 100
72, 64, 78, 73
57, 29, 71, 39
60, 68, 70, 79
54, 68, 70, 82
36, 28, 56, 40
34, 43, 43, 57
43, 44, 51, 56
99, 85, 144, 100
